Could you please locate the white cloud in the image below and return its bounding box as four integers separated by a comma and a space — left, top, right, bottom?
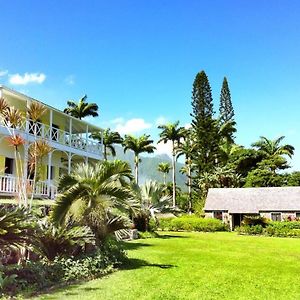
9, 72, 46, 85
0, 70, 8, 77
155, 116, 168, 126
184, 123, 192, 129
65, 75, 75, 85
113, 118, 152, 135
156, 140, 172, 158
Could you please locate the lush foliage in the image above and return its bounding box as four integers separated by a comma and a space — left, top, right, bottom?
158, 215, 228, 232
130, 180, 173, 232
237, 221, 300, 238
52, 160, 136, 243
2, 239, 126, 296
0, 207, 34, 251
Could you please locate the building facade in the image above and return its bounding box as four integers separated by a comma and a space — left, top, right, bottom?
0, 85, 103, 199
204, 187, 300, 230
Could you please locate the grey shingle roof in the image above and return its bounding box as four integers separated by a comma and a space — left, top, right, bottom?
204, 187, 300, 213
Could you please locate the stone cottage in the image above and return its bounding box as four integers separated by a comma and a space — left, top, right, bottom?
204, 187, 300, 230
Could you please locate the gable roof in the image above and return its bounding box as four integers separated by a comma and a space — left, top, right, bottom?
204, 187, 300, 214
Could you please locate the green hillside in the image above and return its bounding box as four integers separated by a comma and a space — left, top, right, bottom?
111, 146, 187, 189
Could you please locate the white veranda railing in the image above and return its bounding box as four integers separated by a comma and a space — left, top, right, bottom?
0, 175, 57, 198
0, 118, 102, 155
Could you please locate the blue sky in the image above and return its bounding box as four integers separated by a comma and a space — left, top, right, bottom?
1, 1, 300, 168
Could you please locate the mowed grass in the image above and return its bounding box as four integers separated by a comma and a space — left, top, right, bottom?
35, 232, 300, 300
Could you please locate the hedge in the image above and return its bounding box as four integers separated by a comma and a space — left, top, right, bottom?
158, 216, 228, 232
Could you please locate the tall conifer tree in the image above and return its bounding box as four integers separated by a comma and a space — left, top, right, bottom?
190, 71, 219, 175
219, 77, 234, 123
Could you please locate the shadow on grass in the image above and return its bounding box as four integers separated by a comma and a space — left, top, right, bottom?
123, 242, 153, 250
158, 233, 189, 239
121, 258, 177, 270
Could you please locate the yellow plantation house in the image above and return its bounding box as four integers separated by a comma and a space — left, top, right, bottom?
0, 85, 103, 199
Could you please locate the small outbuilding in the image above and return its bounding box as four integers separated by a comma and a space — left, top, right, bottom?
204, 187, 300, 230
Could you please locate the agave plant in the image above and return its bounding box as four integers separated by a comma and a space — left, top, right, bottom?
51, 160, 137, 243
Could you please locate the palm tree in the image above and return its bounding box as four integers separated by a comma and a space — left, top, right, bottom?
123, 134, 156, 185
91, 128, 123, 160
158, 121, 185, 206
176, 130, 195, 210
252, 136, 295, 159
157, 162, 171, 185
51, 160, 136, 243
64, 95, 99, 120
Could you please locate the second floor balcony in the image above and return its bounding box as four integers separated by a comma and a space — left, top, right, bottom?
0, 85, 103, 158
0, 117, 103, 156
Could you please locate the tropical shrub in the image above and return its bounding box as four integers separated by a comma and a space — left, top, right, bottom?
159, 216, 228, 232
264, 221, 300, 237
237, 221, 300, 238
0, 207, 35, 251
52, 160, 136, 243
34, 219, 96, 261
2, 239, 126, 296
131, 180, 173, 232
236, 225, 264, 235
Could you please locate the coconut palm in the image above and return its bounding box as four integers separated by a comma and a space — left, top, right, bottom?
158, 121, 185, 206
252, 136, 295, 159
157, 162, 171, 185
123, 134, 156, 185
91, 128, 123, 160
51, 160, 136, 243
64, 95, 99, 120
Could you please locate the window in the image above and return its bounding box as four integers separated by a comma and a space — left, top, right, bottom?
213, 211, 223, 220
4, 158, 14, 175
271, 212, 281, 222
296, 213, 300, 219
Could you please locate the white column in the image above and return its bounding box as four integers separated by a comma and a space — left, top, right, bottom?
47, 152, 52, 198
69, 118, 72, 146
49, 109, 53, 140
68, 153, 72, 174
86, 124, 89, 151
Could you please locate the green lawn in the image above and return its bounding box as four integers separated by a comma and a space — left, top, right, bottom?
35, 232, 300, 300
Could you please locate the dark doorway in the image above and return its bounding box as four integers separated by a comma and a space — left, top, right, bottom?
232, 214, 242, 228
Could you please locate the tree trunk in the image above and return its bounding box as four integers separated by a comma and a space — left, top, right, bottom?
172, 142, 176, 207
103, 146, 107, 161
163, 173, 166, 185
135, 155, 139, 185
188, 165, 192, 213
